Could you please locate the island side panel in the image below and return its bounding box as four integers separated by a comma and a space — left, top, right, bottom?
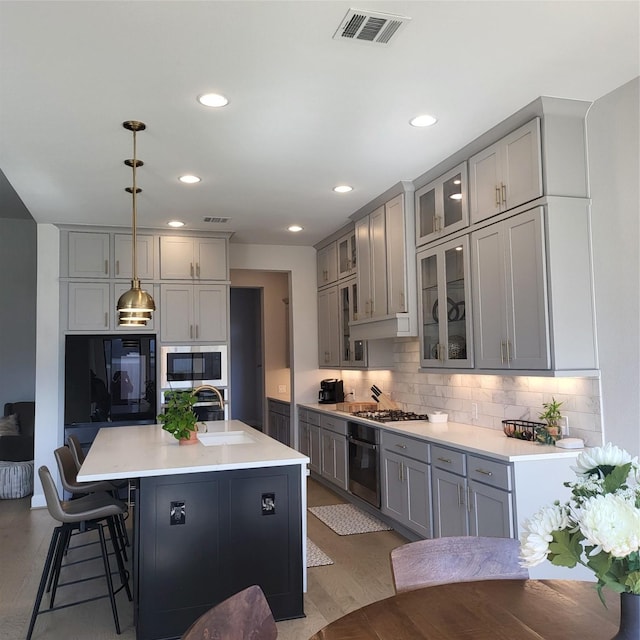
134, 465, 304, 640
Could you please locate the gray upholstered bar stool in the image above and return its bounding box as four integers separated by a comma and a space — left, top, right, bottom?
27, 465, 132, 640
54, 445, 130, 559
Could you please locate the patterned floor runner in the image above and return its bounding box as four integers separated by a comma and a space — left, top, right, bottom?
308, 503, 393, 536
307, 538, 334, 567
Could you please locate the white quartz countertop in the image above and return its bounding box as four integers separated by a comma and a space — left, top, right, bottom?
299, 403, 581, 463
78, 420, 310, 481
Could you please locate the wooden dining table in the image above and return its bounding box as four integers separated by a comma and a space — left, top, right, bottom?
309, 580, 620, 639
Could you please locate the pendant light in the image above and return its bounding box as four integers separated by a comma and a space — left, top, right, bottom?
117, 120, 156, 326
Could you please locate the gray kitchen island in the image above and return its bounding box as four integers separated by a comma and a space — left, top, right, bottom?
78, 420, 309, 640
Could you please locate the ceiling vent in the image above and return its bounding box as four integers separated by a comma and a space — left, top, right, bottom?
203, 216, 230, 224
333, 9, 411, 45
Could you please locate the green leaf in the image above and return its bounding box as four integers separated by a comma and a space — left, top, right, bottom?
548, 530, 583, 568
602, 462, 632, 494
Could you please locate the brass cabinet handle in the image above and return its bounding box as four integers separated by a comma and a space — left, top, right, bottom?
104, 260, 109, 275
104, 312, 108, 327
457, 482, 463, 507
190, 325, 194, 339
495, 186, 501, 206
506, 340, 512, 362
467, 485, 473, 513
501, 183, 507, 204
115, 260, 120, 276
195, 325, 199, 339
190, 263, 194, 277
437, 457, 452, 464
196, 262, 201, 278
500, 341, 505, 364
399, 461, 404, 483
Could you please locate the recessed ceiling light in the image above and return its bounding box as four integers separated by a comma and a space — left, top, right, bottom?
197, 93, 229, 108
410, 114, 438, 127
179, 175, 201, 184
333, 185, 353, 193
288, 225, 303, 232
449, 193, 463, 200
168, 220, 185, 228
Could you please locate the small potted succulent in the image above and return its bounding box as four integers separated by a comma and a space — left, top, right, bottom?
536, 397, 563, 445
158, 390, 199, 445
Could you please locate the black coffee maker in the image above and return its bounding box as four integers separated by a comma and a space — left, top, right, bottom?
318, 379, 344, 404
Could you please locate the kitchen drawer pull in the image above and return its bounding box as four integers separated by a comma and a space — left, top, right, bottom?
395, 443, 407, 449
437, 457, 452, 464
475, 468, 493, 476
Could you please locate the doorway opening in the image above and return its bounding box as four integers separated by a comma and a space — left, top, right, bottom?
230, 287, 264, 429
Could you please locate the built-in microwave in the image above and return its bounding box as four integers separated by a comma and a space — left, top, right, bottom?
160, 345, 228, 390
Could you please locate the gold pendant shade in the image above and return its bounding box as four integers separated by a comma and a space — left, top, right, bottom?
117, 120, 156, 326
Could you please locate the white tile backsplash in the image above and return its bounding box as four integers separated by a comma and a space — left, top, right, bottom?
340, 338, 603, 447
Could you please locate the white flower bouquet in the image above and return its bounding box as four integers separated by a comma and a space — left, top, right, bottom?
520, 443, 640, 600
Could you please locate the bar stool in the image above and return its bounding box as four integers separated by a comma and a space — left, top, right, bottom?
67, 435, 131, 545
26, 465, 132, 640
54, 446, 129, 560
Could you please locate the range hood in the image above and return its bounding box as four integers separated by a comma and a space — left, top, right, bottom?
350, 313, 416, 341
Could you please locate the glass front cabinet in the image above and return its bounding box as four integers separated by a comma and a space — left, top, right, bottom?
415, 162, 469, 247
338, 277, 367, 368
417, 235, 473, 368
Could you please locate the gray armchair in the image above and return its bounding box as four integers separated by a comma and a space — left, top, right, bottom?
1, 402, 35, 461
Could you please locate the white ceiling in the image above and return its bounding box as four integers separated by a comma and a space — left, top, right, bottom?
1, 1, 638, 246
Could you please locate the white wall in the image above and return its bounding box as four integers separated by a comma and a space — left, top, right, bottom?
0, 218, 36, 407
32, 224, 63, 507
587, 77, 640, 457
229, 243, 319, 447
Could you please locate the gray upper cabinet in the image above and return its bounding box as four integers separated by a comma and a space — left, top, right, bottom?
417, 235, 473, 369
337, 230, 357, 280
317, 241, 338, 288
471, 207, 549, 370
68, 231, 111, 278
114, 233, 155, 280
415, 163, 468, 246
469, 118, 543, 224
160, 236, 227, 281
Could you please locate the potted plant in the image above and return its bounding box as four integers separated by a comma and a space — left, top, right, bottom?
158, 391, 199, 445
536, 397, 563, 445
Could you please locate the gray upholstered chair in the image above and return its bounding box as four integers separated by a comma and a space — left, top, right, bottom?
181, 584, 277, 640
0, 401, 35, 462
390, 536, 529, 594
26, 465, 132, 640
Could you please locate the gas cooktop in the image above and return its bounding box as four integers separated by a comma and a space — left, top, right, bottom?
351, 410, 430, 423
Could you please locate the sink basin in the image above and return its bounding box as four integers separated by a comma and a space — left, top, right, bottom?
197, 431, 255, 446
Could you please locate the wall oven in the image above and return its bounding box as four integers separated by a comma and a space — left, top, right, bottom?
347, 422, 380, 508
160, 345, 227, 390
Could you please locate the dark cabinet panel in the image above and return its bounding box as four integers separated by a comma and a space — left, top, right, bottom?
135, 465, 303, 640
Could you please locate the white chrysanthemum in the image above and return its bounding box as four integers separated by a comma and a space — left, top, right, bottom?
572, 443, 637, 477
520, 504, 570, 567
579, 494, 640, 558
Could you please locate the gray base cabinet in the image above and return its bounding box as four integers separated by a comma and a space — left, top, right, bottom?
134, 466, 304, 640
267, 399, 291, 446
431, 444, 514, 539
381, 432, 431, 538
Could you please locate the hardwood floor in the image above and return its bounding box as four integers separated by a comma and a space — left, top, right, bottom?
0, 479, 407, 640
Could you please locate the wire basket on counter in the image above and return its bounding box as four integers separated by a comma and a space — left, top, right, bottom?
502, 419, 545, 441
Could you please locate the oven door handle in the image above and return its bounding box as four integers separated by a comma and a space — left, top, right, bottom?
348, 436, 378, 451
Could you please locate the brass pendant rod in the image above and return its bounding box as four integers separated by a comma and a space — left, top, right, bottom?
131, 126, 138, 284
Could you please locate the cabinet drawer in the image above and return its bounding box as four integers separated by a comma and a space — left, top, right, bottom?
382, 431, 429, 463
431, 445, 466, 475
467, 455, 512, 491
300, 410, 321, 427
320, 415, 347, 435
